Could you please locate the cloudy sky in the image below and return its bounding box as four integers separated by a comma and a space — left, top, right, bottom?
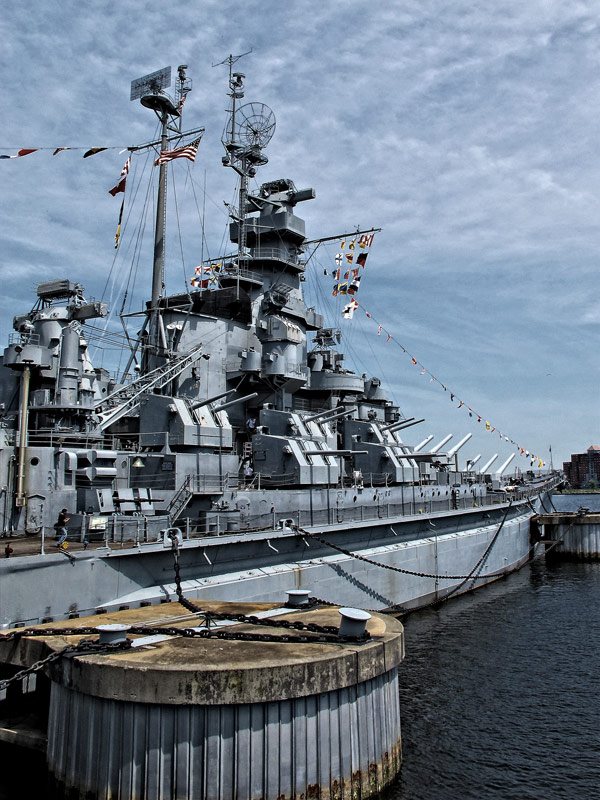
2, 0, 599, 469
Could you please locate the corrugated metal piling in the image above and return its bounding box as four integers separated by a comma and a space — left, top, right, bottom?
536, 511, 600, 559
0, 599, 404, 800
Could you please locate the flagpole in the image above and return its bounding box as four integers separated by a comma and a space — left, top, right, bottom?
237, 154, 249, 301
152, 109, 168, 320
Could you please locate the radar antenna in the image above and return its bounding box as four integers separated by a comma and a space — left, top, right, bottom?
233, 102, 276, 148
217, 55, 276, 298
130, 66, 171, 101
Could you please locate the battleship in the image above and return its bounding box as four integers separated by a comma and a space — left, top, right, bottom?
0, 63, 559, 628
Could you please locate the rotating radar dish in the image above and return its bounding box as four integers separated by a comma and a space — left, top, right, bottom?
234, 102, 276, 148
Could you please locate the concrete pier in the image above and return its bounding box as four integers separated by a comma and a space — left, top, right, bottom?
537, 513, 600, 559
0, 600, 404, 800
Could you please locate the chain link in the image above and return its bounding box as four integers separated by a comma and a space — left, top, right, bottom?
0, 638, 132, 693
293, 505, 516, 581
167, 532, 370, 643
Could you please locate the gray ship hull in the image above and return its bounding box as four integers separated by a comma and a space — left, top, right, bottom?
0, 494, 549, 628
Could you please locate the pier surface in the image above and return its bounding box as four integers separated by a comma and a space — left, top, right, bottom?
1, 601, 403, 703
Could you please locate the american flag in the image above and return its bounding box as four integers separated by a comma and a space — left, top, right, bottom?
154, 136, 202, 166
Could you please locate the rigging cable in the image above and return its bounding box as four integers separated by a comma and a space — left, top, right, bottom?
100, 122, 161, 302
169, 162, 190, 296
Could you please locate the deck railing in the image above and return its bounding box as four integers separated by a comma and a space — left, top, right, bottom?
37, 473, 561, 552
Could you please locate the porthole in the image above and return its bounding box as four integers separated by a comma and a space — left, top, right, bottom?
30, 457, 40, 466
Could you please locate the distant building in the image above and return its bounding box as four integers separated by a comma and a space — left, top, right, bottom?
563, 445, 600, 489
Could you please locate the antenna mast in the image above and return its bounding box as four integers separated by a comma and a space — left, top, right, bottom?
131, 65, 191, 366
218, 53, 275, 298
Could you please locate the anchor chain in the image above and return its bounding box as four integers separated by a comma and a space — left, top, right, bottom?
0, 645, 76, 692
0, 624, 368, 649
287, 501, 516, 616
293, 504, 516, 581
0, 638, 132, 692
0, 627, 100, 642
167, 531, 370, 643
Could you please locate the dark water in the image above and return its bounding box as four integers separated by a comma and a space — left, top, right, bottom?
392, 557, 600, 800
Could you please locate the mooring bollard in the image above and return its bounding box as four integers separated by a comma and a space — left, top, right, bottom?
96, 624, 130, 645
338, 607, 371, 637
286, 589, 311, 606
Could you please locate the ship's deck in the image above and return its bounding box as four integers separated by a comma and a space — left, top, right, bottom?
1, 536, 138, 559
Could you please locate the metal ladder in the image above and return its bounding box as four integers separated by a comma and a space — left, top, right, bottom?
167, 474, 193, 523
94, 344, 204, 431
242, 442, 253, 460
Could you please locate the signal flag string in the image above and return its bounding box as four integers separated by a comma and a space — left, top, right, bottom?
353, 304, 545, 467
0, 131, 204, 161
0, 146, 129, 159
319, 235, 545, 466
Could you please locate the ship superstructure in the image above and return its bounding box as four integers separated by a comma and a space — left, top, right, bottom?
0, 63, 559, 627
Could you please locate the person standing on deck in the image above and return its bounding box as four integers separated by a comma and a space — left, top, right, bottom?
55, 508, 70, 547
